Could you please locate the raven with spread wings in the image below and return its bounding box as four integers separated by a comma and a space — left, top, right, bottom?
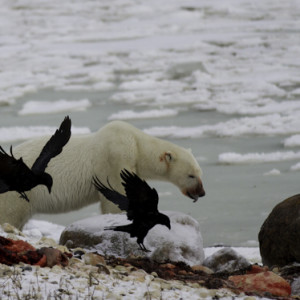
0, 116, 71, 202
93, 169, 171, 251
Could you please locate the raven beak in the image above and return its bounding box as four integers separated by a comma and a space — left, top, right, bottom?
47, 186, 52, 194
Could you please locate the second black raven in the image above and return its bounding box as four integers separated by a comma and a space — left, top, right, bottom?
0, 116, 71, 202
93, 169, 171, 251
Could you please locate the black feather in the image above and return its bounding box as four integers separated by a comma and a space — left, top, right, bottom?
0, 116, 71, 202
92, 176, 129, 211
94, 169, 171, 251
31, 116, 71, 174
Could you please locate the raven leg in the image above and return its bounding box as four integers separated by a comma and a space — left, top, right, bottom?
138, 243, 151, 252
19, 192, 30, 202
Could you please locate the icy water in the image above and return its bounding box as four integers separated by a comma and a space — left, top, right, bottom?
0, 0, 300, 246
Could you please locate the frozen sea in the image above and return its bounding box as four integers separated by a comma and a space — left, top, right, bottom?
0, 0, 300, 247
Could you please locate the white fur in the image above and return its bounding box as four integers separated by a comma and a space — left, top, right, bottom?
0, 121, 204, 229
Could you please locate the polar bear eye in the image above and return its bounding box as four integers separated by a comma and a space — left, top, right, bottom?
188, 175, 195, 179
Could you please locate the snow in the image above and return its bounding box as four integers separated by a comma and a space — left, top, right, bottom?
0, 0, 298, 118
19, 99, 91, 115
283, 135, 300, 148
108, 108, 178, 121
144, 113, 300, 138
0, 126, 90, 143
263, 169, 281, 176
218, 151, 300, 165
23, 220, 65, 242
290, 162, 300, 172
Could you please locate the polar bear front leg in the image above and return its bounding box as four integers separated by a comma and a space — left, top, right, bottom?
0, 191, 32, 229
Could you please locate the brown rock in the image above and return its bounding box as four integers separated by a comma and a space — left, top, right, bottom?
259, 194, 300, 267
163, 270, 176, 279
191, 265, 214, 274
124, 263, 132, 268
229, 271, 291, 297
178, 270, 187, 275
160, 263, 176, 269
83, 253, 106, 266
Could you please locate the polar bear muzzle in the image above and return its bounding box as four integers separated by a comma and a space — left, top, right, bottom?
182, 177, 205, 202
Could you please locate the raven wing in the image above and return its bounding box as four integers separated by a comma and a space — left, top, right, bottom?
120, 169, 159, 214
31, 116, 71, 174
93, 175, 129, 211
0, 146, 33, 190
0, 179, 10, 193
0, 146, 32, 177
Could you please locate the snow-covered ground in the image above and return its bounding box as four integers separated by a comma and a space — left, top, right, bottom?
0, 219, 263, 299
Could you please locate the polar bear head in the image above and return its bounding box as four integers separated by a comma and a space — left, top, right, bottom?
159, 149, 205, 202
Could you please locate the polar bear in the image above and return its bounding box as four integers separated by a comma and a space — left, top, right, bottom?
0, 121, 205, 229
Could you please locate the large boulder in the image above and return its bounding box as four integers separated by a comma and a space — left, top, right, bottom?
258, 194, 300, 267
203, 247, 251, 273
59, 211, 205, 266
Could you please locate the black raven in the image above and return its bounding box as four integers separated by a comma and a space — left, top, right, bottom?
93, 169, 171, 252
0, 116, 71, 202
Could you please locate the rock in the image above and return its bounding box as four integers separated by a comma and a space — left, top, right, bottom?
247, 264, 268, 274
259, 194, 300, 267
0, 263, 14, 276
73, 248, 86, 259
151, 271, 158, 277
196, 288, 210, 298
229, 271, 291, 297
191, 265, 214, 274
38, 237, 58, 248
160, 263, 176, 269
59, 211, 205, 265
114, 265, 127, 272
203, 247, 251, 273
2, 223, 20, 234
291, 277, 300, 295
20, 265, 33, 272
83, 252, 106, 266
128, 270, 148, 282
